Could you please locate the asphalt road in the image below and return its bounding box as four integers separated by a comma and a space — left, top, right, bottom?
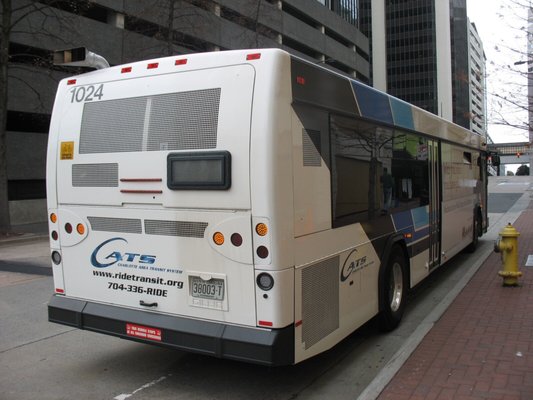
1, 175, 531, 400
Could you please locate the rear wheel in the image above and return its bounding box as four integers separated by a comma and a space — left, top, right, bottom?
465, 211, 481, 253
378, 247, 408, 332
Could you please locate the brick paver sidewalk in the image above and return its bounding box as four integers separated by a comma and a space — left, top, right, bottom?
378, 208, 533, 400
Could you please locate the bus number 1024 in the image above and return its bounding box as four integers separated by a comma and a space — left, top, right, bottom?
69, 84, 104, 103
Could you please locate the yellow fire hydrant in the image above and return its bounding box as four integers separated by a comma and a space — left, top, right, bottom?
494, 223, 522, 286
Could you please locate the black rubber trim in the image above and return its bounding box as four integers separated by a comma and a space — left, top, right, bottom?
48, 295, 294, 366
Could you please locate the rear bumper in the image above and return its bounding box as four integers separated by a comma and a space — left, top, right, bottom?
48, 295, 294, 366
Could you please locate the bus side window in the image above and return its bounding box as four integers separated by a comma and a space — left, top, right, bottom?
330, 115, 394, 226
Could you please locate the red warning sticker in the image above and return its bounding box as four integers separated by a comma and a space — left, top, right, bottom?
126, 323, 162, 342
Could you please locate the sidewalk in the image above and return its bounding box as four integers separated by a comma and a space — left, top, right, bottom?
377, 204, 533, 399
0, 222, 48, 245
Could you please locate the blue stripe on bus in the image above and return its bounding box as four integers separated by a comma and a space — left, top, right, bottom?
351, 81, 393, 124
411, 206, 429, 230
391, 210, 413, 231
391, 207, 430, 245
390, 97, 415, 130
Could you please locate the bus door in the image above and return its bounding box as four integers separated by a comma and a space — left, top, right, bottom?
428, 139, 441, 271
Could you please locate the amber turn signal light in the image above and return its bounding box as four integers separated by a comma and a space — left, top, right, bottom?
213, 232, 225, 246
255, 223, 268, 236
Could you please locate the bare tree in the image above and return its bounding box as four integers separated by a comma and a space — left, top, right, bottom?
485, 0, 532, 136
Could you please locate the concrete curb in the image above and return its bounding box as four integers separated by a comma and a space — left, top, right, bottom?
0, 234, 49, 247
358, 190, 533, 400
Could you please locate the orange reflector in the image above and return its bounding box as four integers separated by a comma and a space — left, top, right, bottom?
76, 223, 85, 235
67, 79, 76, 85
404, 233, 413, 239
147, 62, 159, 69
258, 320, 273, 327
121, 66, 132, 73
175, 59, 188, 65
50, 213, 57, 223
213, 232, 225, 246
255, 223, 268, 236
246, 53, 261, 60
296, 76, 306, 85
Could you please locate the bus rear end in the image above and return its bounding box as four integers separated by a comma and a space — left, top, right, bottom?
47, 50, 294, 366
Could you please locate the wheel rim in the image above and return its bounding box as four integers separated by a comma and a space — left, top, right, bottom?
389, 262, 403, 312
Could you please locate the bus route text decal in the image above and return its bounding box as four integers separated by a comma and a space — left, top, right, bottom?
90, 237, 183, 298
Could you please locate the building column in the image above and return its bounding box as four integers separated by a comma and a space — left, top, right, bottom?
371, 0, 387, 91
435, 0, 453, 121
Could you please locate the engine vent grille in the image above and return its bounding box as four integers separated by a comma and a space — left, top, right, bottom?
87, 217, 142, 234
302, 129, 322, 167
72, 163, 118, 187
79, 88, 221, 154
144, 220, 208, 238
302, 256, 339, 350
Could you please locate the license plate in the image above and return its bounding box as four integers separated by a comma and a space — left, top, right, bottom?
190, 277, 224, 301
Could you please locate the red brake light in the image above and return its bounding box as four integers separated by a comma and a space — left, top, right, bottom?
231, 233, 243, 247
246, 53, 261, 61
257, 246, 269, 259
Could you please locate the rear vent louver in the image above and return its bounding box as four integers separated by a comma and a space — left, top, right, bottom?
302, 256, 339, 350
72, 163, 118, 187
87, 217, 142, 234
144, 220, 208, 238
79, 88, 221, 154
302, 129, 322, 167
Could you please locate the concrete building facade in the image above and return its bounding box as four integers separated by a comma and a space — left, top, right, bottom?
468, 20, 487, 136
359, 0, 482, 135
6, 0, 370, 225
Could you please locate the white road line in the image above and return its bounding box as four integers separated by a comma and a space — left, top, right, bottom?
114, 374, 172, 400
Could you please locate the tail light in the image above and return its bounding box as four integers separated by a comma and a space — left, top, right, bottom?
51, 251, 62, 265
256, 246, 269, 259
230, 233, 243, 247
257, 273, 274, 291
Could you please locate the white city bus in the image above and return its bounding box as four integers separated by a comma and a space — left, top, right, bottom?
47, 48, 488, 366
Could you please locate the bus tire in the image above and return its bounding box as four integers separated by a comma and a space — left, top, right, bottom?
378, 247, 408, 332
465, 210, 481, 253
